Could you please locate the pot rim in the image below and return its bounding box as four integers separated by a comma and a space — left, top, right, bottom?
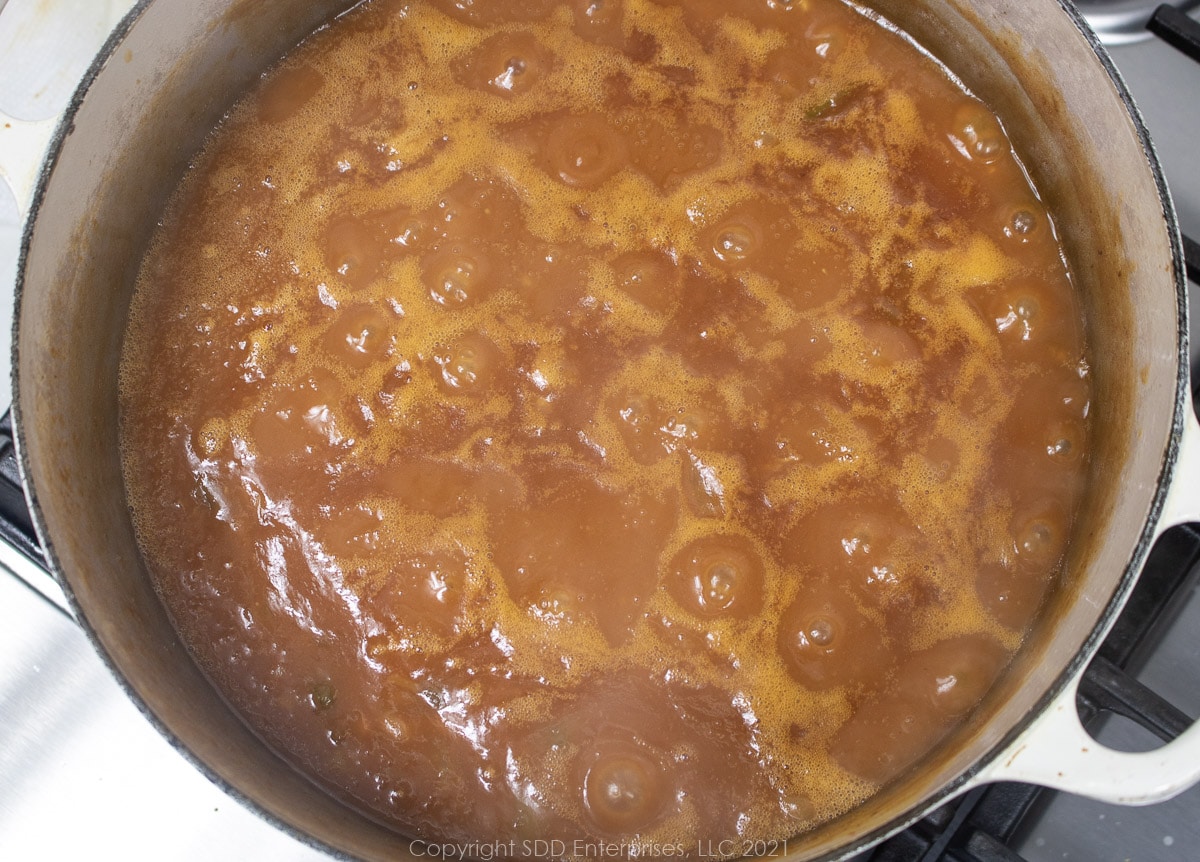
7, 0, 1190, 859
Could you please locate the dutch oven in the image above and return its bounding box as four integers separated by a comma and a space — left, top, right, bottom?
2, 0, 1199, 858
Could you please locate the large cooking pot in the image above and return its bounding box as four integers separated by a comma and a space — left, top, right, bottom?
3, 0, 1200, 858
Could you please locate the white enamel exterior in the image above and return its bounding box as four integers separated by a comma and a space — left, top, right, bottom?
0, 112, 57, 220
980, 659, 1200, 805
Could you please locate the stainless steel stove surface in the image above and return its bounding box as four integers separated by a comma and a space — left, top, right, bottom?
1, 1, 1198, 860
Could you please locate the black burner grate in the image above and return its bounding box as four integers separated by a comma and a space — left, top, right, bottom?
1075, 0, 1200, 44
0, 410, 44, 570
1147, 3, 1200, 60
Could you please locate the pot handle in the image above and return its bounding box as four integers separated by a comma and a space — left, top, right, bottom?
976, 663, 1200, 804
0, 0, 137, 214
0, 110, 59, 219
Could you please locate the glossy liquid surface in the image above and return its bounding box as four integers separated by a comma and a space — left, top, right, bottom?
120, 0, 1092, 854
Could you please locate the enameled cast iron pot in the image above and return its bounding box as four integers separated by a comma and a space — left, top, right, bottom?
3, 0, 1200, 858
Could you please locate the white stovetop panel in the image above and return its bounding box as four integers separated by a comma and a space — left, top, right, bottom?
0, 1, 1197, 861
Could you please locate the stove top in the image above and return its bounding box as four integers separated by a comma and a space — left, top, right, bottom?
1075, 0, 1200, 44
1, 1, 1198, 860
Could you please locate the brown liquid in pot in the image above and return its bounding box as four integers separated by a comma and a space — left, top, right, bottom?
119, 0, 1091, 854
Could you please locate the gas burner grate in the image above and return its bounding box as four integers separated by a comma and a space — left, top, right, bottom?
1075, 0, 1200, 45
1148, 4, 1200, 63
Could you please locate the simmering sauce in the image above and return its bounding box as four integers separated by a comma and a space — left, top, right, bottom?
119, 0, 1091, 854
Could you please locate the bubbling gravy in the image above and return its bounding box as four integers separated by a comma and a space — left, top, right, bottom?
120, 0, 1091, 854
